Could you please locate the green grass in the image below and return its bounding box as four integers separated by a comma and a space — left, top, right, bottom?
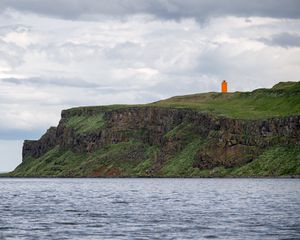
0, 172, 9, 177
164, 123, 199, 142
10, 143, 300, 177
150, 81, 300, 119
133, 145, 158, 175
9, 82, 300, 177
65, 104, 144, 116
61, 81, 300, 121
272, 81, 299, 90
160, 138, 205, 176
11, 146, 87, 177
231, 145, 300, 176
77, 141, 147, 176
157, 122, 209, 176
65, 114, 106, 134
11, 141, 157, 177
189, 145, 300, 177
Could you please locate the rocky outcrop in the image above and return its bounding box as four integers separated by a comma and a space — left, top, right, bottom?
22, 106, 300, 170
193, 116, 300, 169
22, 127, 58, 160
53, 107, 216, 153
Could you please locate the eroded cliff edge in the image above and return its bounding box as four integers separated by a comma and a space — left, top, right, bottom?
11, 81, 300, 177
15, 106, 300, 177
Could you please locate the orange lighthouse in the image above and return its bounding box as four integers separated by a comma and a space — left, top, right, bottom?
221, 80, 228, 93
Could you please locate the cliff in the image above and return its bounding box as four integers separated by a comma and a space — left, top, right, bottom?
11, 81, 300, 177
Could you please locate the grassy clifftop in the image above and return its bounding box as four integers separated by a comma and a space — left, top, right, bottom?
7, 81, 300, 178
56, 81, 300, 138
151, 81, 300, 119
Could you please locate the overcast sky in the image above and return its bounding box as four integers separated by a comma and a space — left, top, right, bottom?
0, 0, 300, 172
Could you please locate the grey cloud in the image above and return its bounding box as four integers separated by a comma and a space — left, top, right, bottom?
0, 128, 44, 140
42, 42, 104, 64
0, 77, 148, 90
0, 39, 25, 67
259, 32, 300, 48
1, 77, 99, 88
103, 41, 143, 65
0, 0, 299, 21
0, 76, 116, 107
0, 24, 31, 34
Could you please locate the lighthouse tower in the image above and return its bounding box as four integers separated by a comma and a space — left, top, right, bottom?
221, 80, 228, 93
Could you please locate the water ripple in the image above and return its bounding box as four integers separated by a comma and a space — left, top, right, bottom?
0, 178, 299, 239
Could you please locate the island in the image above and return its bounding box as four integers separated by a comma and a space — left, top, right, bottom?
7, 81, 300, 177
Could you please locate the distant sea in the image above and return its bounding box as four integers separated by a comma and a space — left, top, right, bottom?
0, 178, 299, 239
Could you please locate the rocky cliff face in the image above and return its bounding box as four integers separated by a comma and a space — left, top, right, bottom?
22, 106, 300, 174
22, 127, 57, 159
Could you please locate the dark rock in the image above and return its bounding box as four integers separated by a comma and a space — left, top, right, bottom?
22, 127, 57, 160
22, 106, 300, 170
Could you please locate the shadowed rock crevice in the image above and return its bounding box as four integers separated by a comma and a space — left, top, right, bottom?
16, 82, 300, 177
21, 106, 300, 175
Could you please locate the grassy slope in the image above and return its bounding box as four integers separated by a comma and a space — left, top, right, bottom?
11, 141, 158, 177
11, 141, 300, 178
60, 81, 300, 138
62, 81, 300, 135
65, 114, 106, 134
9, 81, 300, 177
151, 81, 300, 119
11, 119, 300, 177
66, 81, 300, 121
160, 145, 300, 177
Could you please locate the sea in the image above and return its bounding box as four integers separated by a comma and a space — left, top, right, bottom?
0, 178, 299, 239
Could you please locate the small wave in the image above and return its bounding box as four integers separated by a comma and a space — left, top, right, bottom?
204, 235, 218, 239
54, 221, 78, 225
111, 201, 129, 204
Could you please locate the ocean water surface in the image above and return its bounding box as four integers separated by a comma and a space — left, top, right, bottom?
0, 178, 299, 239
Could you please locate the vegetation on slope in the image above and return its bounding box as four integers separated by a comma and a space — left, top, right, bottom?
11, 141, 158, 177
11, 114, 300, 178
151, 81, 300, 119
7, 81, 300, 177
64, 81, 300, 120
160, 138, 205, 176
11, 141, 300, 177
231, 145, 300, 176
59, 82, 300, 139
65, 114, 106, 134
59, 82, 300, 137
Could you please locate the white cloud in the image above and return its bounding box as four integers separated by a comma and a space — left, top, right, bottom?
0, 3, 299, 171
0, 10, 299, 136
1, 0, 299, 20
